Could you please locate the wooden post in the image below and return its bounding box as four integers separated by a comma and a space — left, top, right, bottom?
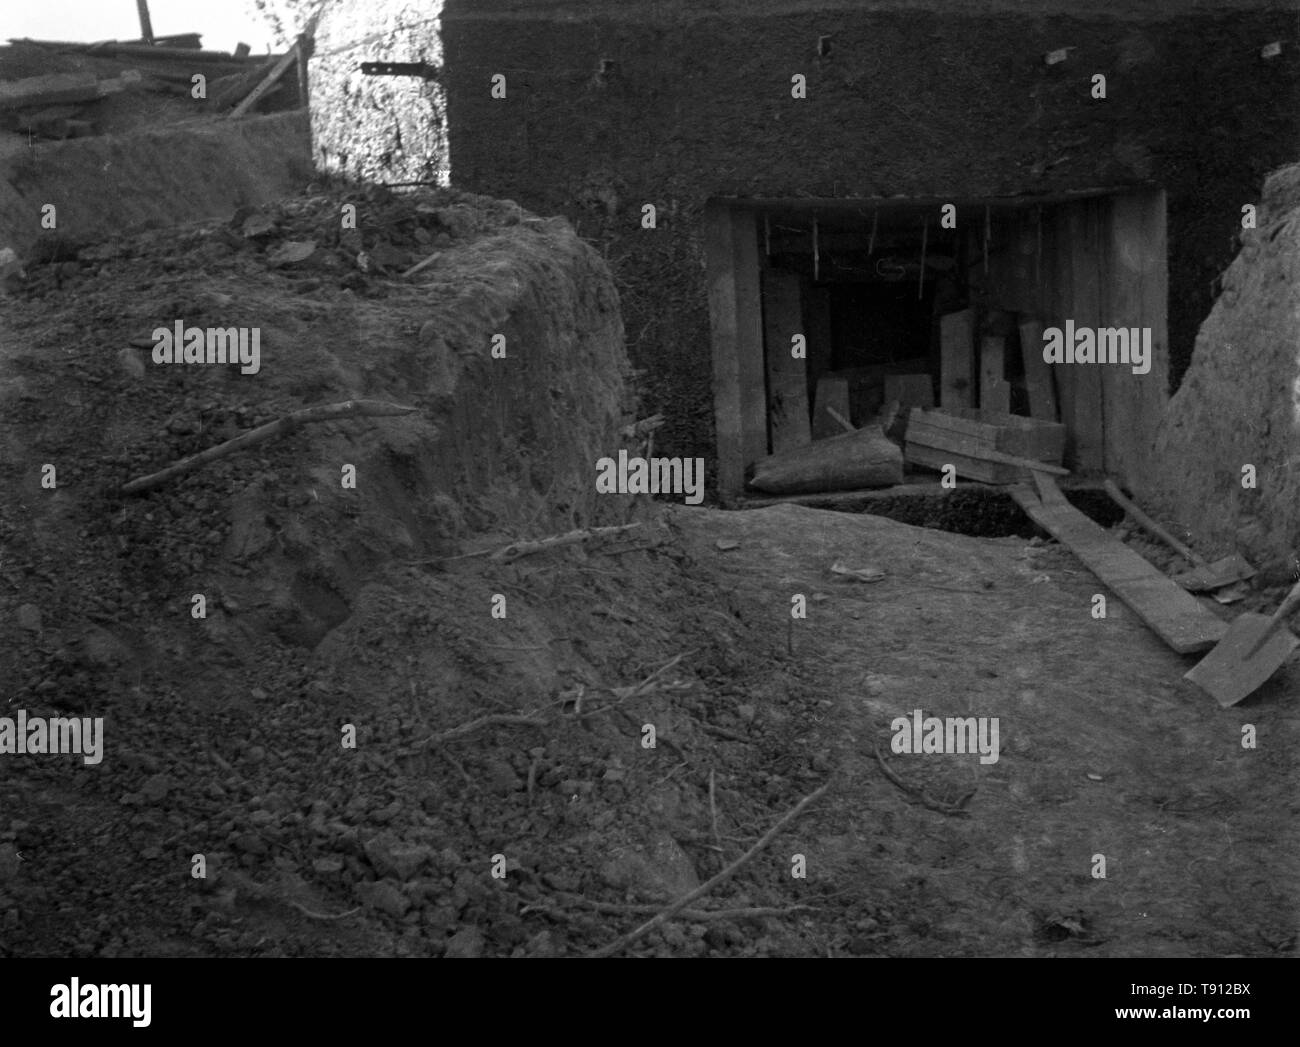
706, 203, 766, 501
136, 0, 155, 44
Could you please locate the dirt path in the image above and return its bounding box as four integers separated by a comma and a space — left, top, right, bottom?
672, 503, 1300, 957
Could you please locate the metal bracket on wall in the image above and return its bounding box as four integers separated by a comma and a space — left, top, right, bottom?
359, 61, 441, 80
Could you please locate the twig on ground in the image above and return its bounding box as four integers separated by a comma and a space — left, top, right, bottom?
411, 523, 644, 565
872, 741, 974, 817
120, 398, 419, 495
523, 898, 812, 922
699, 723, 753, 744
709, 769, 722, 852
401, 712, 548, 753
289, 901, 362, 922
588, 779, 833, 957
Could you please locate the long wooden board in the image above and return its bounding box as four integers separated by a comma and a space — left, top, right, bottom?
1011, 481, 1227, 654
762, 270, 811, 453
1018, 319, 1058, 421
939, 309, 974, 408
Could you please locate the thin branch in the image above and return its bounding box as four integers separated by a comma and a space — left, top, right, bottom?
588, 779, 833, 957
872, 741, 974, 817
120, 398, 419, 495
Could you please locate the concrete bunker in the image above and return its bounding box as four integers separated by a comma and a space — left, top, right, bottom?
705, 189, 1170, 503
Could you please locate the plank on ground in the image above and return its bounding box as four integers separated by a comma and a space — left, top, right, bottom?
1010, 483, 1227, 654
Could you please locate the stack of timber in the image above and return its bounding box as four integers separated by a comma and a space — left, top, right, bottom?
748, 424, 903, 495
906, 407, 1066, 483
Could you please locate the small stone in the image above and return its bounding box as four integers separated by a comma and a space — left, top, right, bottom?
17, 605, 42, 632
312, 856, 344, 876
444, 925, 485, 958
140, 774, 170, 803
354, 879, 409, 918
250, 688, 267, 701
737, 704, 757, 723
117, 346, 146, 379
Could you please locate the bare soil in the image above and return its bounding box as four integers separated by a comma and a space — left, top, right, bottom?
1, 186, 1297, 958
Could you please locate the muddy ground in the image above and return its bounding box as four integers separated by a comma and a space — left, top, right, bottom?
1, 185, 1298, 958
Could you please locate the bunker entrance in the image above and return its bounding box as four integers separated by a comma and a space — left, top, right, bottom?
704, 191, 1169, 505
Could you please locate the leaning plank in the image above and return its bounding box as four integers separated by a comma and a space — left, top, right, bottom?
209, 59, 276, 110
906, 441, 1068, 483
120, 399, 419, 495
228, 48, 300, 118
1009, 482, 1227, 654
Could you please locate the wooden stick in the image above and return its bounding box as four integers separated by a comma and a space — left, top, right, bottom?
403, 712, 548, 753
228, 46, 299, 117
401, 251, 441, 278
588, 780, 832, 957
1244, 579, 1300, 657
918, 215, 928, 300
120, 399, 419, 495
523, 898, 812, 922
422, 522, 645, 564
708, 768, 722, 853
873, 741, 973, 816
826, 406, 855, 433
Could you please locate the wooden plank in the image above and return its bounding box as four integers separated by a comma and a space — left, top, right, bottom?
1066, 201, 1105, 471
705, 204, 766, 500
1010, 483, 1227, 654
1107, 190, 1169, 493
229, 48, 300, 117
909, 406, 1065, 464
980, 336, 1004, 408
907, 435, 1069, 482
762, 270, 811, 453
805, 285, 833, 408
939, 308, 974, 408
0, 71, 138, 110
811, 374, 852, 440
1018, 318, 1059, 421
983, 380, 1011, 414
906, 443, 1017, 484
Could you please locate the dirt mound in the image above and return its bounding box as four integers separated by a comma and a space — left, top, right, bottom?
1146, 162, 1300, 577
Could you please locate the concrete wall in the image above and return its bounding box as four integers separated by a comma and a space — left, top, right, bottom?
310, 0, 448, 186
436, 0, 1300, 495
